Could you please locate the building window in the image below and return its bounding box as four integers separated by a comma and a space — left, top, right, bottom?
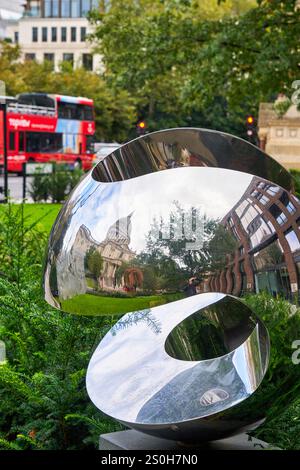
61, 27, 67, 42
25, 53, 36, 61
52, 0, 59, 16
256, 194, 269, 205
43, 0, 59, 17
279, 192, 296, 214
61, 0, 71, 17
82, 53, 93, 70
9, 132, 15, 151
32, 27, 38, 42
44, 0, 51, 17
269, 204, 287, 225
71, 0, 80, 17
81, 27, 87, 41
14, 32, 19, 44
266, 185, 280, 196
42, 27, 48, 42
63, 53, 74, 67
51, 27, 57, 42
81, 0, 91, 16
26, 1, 40, 17
287, 201, 296, 214
44, 53, 55, 68
71, 27, 77, 42
285, 230, 300, 253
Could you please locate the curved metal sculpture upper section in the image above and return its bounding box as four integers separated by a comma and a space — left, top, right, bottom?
92, 128, 293, 190
43, 128, 300, 316
86, 293, 270, 441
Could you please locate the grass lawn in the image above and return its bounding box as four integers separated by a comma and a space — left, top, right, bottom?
0, 203, 61, 233
61, 292, 184, 316
23, 203, 62, 233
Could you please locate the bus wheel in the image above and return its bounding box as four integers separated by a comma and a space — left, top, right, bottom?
74, 159, 82, 170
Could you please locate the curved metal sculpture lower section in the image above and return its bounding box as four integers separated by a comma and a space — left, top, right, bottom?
86, 293, 269, 442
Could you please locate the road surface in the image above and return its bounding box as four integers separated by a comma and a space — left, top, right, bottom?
0, 174, 33, 202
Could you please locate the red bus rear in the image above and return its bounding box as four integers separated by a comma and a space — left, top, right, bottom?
0, 93, 96, 173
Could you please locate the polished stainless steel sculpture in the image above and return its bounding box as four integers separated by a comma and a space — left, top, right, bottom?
43, 128, 300, 442
87, 293, 269, 442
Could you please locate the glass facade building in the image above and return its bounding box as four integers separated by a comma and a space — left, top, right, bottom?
25, 0, 99, 18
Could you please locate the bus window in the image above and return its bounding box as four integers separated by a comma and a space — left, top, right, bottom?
9, 132, 16, 151
26, 132, 63, 153
18, 93, 55, 109
58, 101, 94, 121
19, 132, 25, 152
83, 105, 93, 121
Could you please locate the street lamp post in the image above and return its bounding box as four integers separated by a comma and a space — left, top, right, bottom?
0, 95, 16, 203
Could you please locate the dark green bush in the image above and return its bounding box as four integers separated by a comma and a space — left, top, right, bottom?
29, 165, 85, 204
290, 169, 300, 200
0, 202, 119, 449
28, 169, 49, 202
244, 293, 300, 449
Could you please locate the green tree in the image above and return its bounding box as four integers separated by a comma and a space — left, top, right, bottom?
85, 247, 103, 281
91, 0, 300, 138
0, 42, 136, 142
139, 202, 237, 287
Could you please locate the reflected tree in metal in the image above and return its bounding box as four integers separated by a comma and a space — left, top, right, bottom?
43, 128, 299, 442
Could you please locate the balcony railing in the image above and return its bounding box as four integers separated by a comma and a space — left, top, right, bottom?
7, 102, 56, 117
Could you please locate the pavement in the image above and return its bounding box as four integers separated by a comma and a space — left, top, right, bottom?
0, 174, 33, 202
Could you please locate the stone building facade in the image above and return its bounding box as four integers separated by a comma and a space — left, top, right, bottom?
258, 103, 300, 170
5, 0, 102, 72
56, 214, 135, 300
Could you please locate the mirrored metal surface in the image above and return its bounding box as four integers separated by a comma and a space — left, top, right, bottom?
92, 128, 293, 190
43, 128, 294, 442
86, 293, 270, 441
44, 159, 300, 316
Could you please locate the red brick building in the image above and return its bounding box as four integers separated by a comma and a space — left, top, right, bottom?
203, 177, 300, 299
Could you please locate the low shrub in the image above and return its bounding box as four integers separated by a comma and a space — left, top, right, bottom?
0, 202, 118, 449
244, 292, 300, 449
29, 165, 84, 204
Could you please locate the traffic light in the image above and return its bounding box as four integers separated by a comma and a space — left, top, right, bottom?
136, 120, 146, 136
246, 115, 258, 145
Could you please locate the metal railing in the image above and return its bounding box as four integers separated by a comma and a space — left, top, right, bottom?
7, 103, 56, 117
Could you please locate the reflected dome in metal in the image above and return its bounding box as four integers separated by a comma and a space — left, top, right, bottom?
43, 128, 299, 442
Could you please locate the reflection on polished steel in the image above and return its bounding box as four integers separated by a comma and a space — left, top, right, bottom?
44, 129, 299, 316
43, 128, 298, 441
86, 293, 270, 442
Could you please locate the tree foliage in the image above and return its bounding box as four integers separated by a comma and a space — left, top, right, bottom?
91, 0, 300, 138
85, 247, 103, 280
0, 42, 136, 142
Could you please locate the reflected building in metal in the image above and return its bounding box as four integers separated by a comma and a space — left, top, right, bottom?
203, 176, 300, 300
43, 128, 299, 442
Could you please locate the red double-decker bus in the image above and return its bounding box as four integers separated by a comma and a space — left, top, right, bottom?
0, 93, 96, 174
